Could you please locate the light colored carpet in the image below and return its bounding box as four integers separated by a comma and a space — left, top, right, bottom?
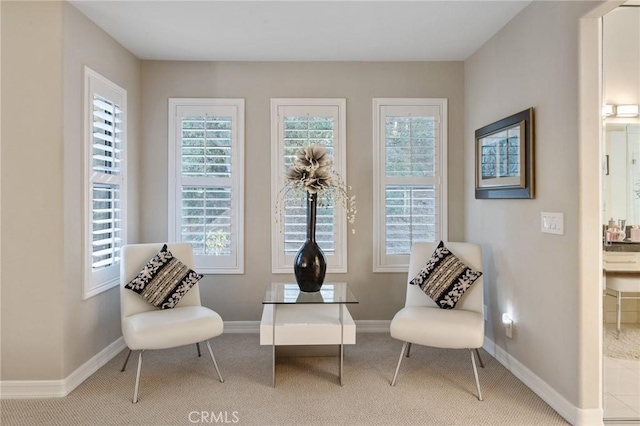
605, 323, 640, 361
0, 333, 569, 426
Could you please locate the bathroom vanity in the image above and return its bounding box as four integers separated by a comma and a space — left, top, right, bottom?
603, 242, 640, 331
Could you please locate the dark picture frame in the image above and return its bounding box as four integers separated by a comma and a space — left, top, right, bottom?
475, 108, 534, 199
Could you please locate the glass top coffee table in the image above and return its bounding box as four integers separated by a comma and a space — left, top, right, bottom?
263, 282, 359, 305
261, 283, 358, 387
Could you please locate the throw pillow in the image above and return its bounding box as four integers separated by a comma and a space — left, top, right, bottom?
124, 244, 203, 309
410, 241, 482, 309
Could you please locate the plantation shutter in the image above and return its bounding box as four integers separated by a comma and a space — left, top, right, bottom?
168, 100, 244, 274
384, 113, 438, 255
282, 115, 335, 255
91, 94, 123, 270
179, 114, 233, 256
373, 99, 447, 272
271, 99, 347, 274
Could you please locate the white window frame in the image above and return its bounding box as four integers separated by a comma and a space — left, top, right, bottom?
271, 98, 348, 274
83, 67, 127, 299
373, 98, 448, 272
168, 98, 245, 274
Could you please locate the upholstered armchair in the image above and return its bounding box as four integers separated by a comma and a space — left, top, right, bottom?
390, 241, 485, 400
120, 242, 224, 403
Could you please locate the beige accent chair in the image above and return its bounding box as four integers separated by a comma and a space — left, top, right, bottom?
120, 242, 224, 403
390, 242, 485, 400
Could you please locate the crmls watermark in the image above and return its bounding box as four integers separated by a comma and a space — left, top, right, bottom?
188, 411, 240, 424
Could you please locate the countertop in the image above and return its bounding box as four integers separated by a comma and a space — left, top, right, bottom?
604, 241, 640, 252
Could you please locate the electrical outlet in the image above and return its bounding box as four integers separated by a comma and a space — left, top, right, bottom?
505, 321, 513, 339
541, 212, 564, 235
502, 313, 513, 339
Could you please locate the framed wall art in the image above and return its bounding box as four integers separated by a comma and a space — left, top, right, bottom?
475, 108, 534, 199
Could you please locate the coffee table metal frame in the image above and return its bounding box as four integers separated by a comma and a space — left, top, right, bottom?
261, 282, 358, 387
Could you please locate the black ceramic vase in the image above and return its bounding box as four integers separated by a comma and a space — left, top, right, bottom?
294, 192, 327, 292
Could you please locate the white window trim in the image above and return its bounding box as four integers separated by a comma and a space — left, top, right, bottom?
270, 98, 348, 274
83, 66, 127, 299
372, 98, 448, 273
168, 98, 245, 274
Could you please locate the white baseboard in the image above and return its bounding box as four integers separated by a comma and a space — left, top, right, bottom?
355, 320, 391, 332
223, 320, 391, 334
1, 320, 388, 398
483, 337, 603, 426
0, 337, 126, 399
223, 321, 260, 333
575, 409, 605, 426
2, 323, 602, 426
0, 379, 67, 399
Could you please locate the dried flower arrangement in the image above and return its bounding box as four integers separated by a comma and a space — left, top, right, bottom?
276, 144, 356, 232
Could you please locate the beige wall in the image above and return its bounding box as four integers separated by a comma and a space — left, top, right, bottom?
61, 2, 140, 377
465, 0, 600, 409
0, 1, 140, 381
603, 6, 640, 108
140, 61, 465, 322
1, 0, 66, 380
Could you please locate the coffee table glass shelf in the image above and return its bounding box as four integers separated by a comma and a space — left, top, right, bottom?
260, 282, 358, 387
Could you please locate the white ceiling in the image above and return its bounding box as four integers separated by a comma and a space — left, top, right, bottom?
70, 0, 532, 62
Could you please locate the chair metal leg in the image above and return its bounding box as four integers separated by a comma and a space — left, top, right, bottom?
121, 349, 132, 372
391, 342, 409, 386
205, 340, 224, 383
132, 350, 145, 403
196, 342, 202, 357
474, 348, 485, 368
405, 342, 412, 358
469, 349, 483, 401
616, 290, 622, 334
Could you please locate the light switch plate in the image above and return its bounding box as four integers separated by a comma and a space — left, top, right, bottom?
541, 212, 564, 235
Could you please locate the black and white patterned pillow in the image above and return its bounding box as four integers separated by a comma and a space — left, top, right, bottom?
410, 241, 482, 309
124, 244, 203, 309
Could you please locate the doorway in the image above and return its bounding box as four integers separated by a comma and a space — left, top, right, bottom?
601, 4, 640, 422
